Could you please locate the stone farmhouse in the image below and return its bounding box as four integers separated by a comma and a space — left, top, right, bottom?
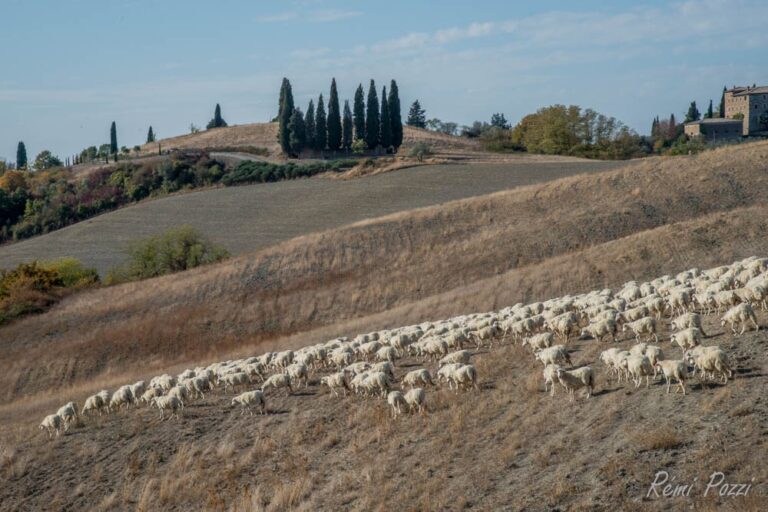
684, 85, 768, 141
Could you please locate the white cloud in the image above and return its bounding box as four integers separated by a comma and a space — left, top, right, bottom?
256, 9, 360, 23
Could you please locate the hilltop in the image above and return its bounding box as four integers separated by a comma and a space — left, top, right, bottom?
1, 140, 767, 510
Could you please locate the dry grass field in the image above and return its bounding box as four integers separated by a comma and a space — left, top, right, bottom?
0, 160, 620, 275
2, 140, 768, 510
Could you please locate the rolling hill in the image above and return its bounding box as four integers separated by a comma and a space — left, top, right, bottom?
1, 140, 768, 511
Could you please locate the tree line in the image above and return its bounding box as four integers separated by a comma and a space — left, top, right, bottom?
277, 78, 403, 156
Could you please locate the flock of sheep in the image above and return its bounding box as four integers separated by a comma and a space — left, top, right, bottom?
39, 256, 767, 438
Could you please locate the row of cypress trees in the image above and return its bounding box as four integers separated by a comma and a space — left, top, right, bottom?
278, 78, 402, 156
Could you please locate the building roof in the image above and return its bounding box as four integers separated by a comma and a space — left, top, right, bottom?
684, 118, 742, 126
728, 85, 768, 96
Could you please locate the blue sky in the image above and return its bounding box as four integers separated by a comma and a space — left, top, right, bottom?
2, 0, 767, 162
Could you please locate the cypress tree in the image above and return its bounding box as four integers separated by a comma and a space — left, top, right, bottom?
288, 108, 307, 156
110, 121, 118, 156
388, 80, 403, 151
684, 101, 700, 123
304, 100, 316, 152
278, 78, 295, 154
668, 114, 677, 139
16, 141, 27, 169
315, 93, 327, 151
705, 99, 713, 119
365, 79, 380, 149
380, 86, 392, 150
214, 104, 223, 126
353, 84, 365, 141
147, 126, 155, 143
406, 100, 426, 128
651, 117, 658, 138
342, 100, 353, 150
719, 86, 726, 118
327, 78, 342, 151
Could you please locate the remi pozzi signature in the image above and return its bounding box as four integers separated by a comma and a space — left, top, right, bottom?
646, 471, 755, 499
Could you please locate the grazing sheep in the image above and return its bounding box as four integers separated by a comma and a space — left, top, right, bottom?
555, 366, 594, 401
273, 350, 294, 369
402, 369, 434, 388
619, 305, 649, 325
521, 333, 554, 352
150, 374, 176, 392
438, 350, 472, 367
150, 395, 182, 420
546, 314, 577, 343
580, 319, 617, 343
721, 303, 759, 335
670, 312, 706, 336
542, 364, 560, 396
139, 387, 163, 405
168, 385, 189, 407
39, 414, 62, 438
622, 317, 658, 343
330, 350, 354, 368
438, 364, 478, 391
358, 341, 382, 360
56, 402, 79, 431
285, 363, 309, 388
670, 327, 702, 351
684, 346, 733, 383
375, 346, 398, 363
387, 391, 407, 418
184, 376, 211, 400
625, 355, 654, 388
231, 390, 266, 415
261, 374, 293, 395
372, 361, 395, 381
345, 362, 372, 376
472, 323, 501, 348
320, 371, 349, 396
81, 394, 106, 417
361, 371, 391, 398
654, 360, 689, 395
130, 381, 146, 404
535, 345, 572, 368
220, 372, 249, 394
109, 385, 134, 412
404, 388, 426, 414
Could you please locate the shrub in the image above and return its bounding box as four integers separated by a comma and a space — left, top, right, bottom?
40, 258, 99, 288
105, 226, 230, 284
408, 142, 433, 162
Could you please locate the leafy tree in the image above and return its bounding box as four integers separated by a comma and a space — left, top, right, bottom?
388, 80, 403, 151
327, 78, 342, 151
351, 138, 367, 155
110, 121, 118, 155
146, 126, 155, 143
684, 101, 700, 123
342, 100, 353, 150
16, 141, 27, 169
705, 99, 713, 119
190, 123, 201, 133
380, 86, 392, 150
365, 79, 380, 149
207, 103, 228, 129
304, 100, 316, 151
426, 119, 458, 135
490, 113, 510, 129
353, 84, 366, 142
719, 86, 726, 118
315, 93, 327, 151
288, 108, 307, 155
408, 141, 433, 162
461, 121, 491, 138
406, 100, 426, 128
33, 150, 62, 170
278, 78, 295, 154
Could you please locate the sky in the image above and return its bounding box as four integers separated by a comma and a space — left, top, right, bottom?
1, 0, 767, 162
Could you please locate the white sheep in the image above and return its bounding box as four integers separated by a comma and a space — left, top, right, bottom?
404, 388, 426, 414
438, 350, 473, 367
184, 375, 211, 399
521, 333, 554, 352
402, 369, 434, 388
81, 394, 106, 417
721, 303, 759, 335
684, 346, 733, 383
654, 360, 689, 395
56, 402, 79, 431
472, 323, 501, 348
670, 312, 706, 336
320, 371, 349, 396
168, 385, 189, 407
387, 391, 407, 418
622, 317, 658, 343
39, 414, 62, 438
535, 345, 572, 368
361, 371, 390, 398
109, 385, 134, 411
580, 319, 617, 343
261, 374, 293, 395
285, 363, 309, 388
231, 390, 267, 415
130, 381, 146, 405
555, 366, 594, 401
542, 364, 560, 396
670, 327, 702, 351
139, 387, 163, 405
624, 355, 654, 388
220, 372, 249, 394
375, 346, 398, 363
150, 395, 182, 420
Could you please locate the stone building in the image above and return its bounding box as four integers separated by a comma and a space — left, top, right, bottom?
683, 118, 743, 141
724, 85, 768, 135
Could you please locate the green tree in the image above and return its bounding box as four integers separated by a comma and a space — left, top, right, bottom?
110, 121, 118, 156
705, 99, 713, 119
668, 114, 677, 139
304, 99, 316, 151
684, 101, 700, 123
719, 86, 726, 118
388, 80, 403, 151
207, 103, 228, 129
380, 86, 392, 150
365, 79, 380, 149
353, 83, 366, 141
16, 141, 27, 169
342, 100, 353, 150
278, 78, 295, 154
33, 150, 62, 170
491, 113, 509, 129
406, 100, 426, 128
288, 108, 307, 155
146, 126, 155, 143
327, 78, 342, 151
315, 93, 327, 151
